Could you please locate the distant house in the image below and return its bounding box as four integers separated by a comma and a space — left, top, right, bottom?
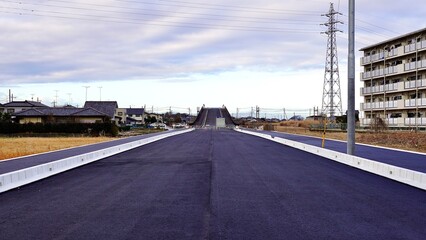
2, 100, 49, 114
84, 101, 118, 123
114, 107, 146, 126
306, 115, 325, 121
12, 107, 109, 124
115, 107, 127, 125
126, 108, 145, 125
146, 113, 163, 123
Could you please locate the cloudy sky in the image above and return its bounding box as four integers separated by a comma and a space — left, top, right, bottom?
1, 0, 425, 118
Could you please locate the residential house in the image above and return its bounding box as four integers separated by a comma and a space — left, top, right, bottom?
12, 107, 109, 124
126, 108, 145, 125
115, 108, 127, 125
2, 100, 48, 114
84, 101, 118, 123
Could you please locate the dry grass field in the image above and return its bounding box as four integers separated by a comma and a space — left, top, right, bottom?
273, 120, 426, 153
0, 137, 112, 161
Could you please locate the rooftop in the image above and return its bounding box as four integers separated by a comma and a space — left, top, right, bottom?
360, 27, 426, 51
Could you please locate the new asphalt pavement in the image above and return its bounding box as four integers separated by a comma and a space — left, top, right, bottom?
0, 129, 425, 239
264, 130, 426, 173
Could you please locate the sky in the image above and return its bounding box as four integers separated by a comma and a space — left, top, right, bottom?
1, 0, 426, 118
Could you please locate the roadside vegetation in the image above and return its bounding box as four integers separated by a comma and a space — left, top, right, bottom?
0, 137, 113, 160
0, 127, 166, 161
243, 120, 426, 153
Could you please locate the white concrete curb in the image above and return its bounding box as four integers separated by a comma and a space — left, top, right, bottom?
235, 128, 426, 190
0, 129, 194, 194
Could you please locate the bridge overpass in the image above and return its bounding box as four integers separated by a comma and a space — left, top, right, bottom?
0, 128, 425, 239
191, 106, 236, 128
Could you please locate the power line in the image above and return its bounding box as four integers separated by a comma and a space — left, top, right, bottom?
0, 1, 321, 26
0, 6, 321, 33
110, 0, 323, 15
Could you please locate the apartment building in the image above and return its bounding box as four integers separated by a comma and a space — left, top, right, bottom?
360, 28, 426, 128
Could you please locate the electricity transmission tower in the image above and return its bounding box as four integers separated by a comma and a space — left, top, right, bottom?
321, 3, 343, 120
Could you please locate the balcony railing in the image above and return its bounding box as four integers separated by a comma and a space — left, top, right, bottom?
361, 100, 399, 110
404, 59, 426, 71
361, 48, 401, 65
361, 117, 426, 127
361, 83, 398, 95
361, 118, 400, 126
405, 118, 426, 126
405, 79, 426, 89
404, 98, 426, 107
404, 40, 426, 53
361, 66, 399, 80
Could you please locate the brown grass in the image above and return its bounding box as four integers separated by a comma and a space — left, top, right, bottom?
272, 121, 426, 153
0, 137, 113, 161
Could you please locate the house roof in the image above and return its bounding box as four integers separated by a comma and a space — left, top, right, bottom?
13, 107, 108, 117
84, 101, 118, 118
3, 100, 48, 108
126, 108, 145, 115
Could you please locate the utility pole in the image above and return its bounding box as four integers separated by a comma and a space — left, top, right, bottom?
54, 90, 59, 107
236, 108, 239, 119
83, 86, 90, 102
67, 93, 72, 105
98, 86, 103, 101
255, 106, 260, 119
321, 3, 343, 120
347, 0, 356, 155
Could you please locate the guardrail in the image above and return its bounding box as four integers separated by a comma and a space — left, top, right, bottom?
0, 128, 194, 194
235, 128, 426, 190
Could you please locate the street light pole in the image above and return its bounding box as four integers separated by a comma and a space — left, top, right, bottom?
83, 86, 90, 102
347, 0, 356, 155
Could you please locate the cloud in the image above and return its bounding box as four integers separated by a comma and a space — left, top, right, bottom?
1, 0, 425, 111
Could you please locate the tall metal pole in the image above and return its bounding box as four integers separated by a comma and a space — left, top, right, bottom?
83, 86, 90, 102
98, 86, 103, 101
347, 0, 356, 155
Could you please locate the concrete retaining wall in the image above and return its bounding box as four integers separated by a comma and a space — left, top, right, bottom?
0, 129, 194, 193
235, 128, 426, 190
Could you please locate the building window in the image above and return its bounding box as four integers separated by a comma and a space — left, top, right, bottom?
410, 92, 421, 99
393, 96, 402, 100
390, 113, 402, 118
408, 112, 422, 118
118, 112, 123, 116
7, 109, 14, 113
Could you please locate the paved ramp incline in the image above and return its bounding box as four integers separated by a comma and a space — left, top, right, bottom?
192, 107, 235, 127
190, 107, 207, 127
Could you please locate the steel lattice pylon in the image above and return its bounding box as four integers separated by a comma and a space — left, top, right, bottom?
321, 3, 343, 119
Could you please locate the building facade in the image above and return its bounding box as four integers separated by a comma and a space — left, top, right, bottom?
360, 28, 426, 128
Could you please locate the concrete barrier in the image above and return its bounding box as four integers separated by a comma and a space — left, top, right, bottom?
0, 129, 194, 193
235, 128, 426, 190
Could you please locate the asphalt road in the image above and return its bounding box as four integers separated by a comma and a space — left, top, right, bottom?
263, 130, 426, 173
0, 130, 175, 174
0, 129, 425, 240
